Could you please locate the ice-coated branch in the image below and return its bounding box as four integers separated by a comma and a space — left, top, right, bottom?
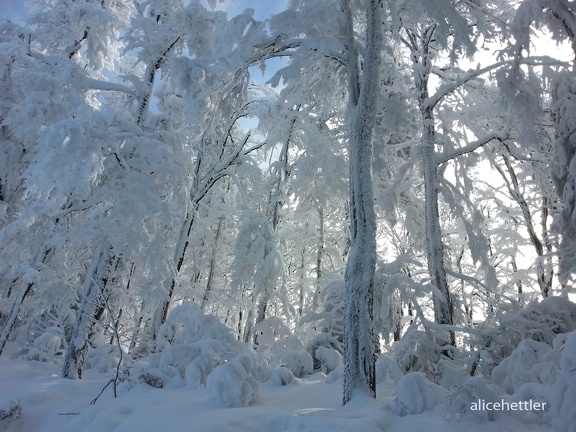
435, 132, 502, 165
427, 57, 564, 110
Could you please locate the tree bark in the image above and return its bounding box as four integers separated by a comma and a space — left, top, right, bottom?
312, 205, 324, 311
62, 243, 114, 379
407, 23, 454, 341
0, 282, 33, 357
342, 0, 381, 405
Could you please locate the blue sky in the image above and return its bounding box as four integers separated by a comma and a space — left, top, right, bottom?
0, 0, 286, 22
0, 0, 27, 22
215, 0, 287, 20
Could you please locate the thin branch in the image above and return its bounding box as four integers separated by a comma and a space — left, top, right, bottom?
436, 132, 502, 165
426, 57, 565, 110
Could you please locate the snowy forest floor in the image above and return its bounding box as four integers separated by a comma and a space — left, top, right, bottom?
0, 344, 553, 432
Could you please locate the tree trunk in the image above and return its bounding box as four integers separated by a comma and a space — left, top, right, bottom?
62, 243, 114, 379
552, 72, 576, 296
408, 23, 454, 342
0, 248, 53, 357
312, 205, 324, 311
342, 0, 380, 405
254, 116, 293, 339
201, 215, 224, 311
0, 282, 33, 357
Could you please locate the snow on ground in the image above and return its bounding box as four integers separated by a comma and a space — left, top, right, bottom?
0, 344, 556, 432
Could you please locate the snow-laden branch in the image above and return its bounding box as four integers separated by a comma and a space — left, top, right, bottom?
77, 77, 135, 95
435, 131, 504, 165
426, 56, 566, 110
249, 36, 302, 65
193, 133, 251, 205
444, 267, 519, 304
545, 0, 576, 43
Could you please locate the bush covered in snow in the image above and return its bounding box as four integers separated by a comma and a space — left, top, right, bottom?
449, 377, 502, 421
314, 346, 342, 374
492, 338, 552, 393
395, 372, 447, 416
206, 354, 259, 407
301, 280, 344, 370
389, 325, 455, 377
137, 302, 250, 388
269, 349, 314, 378
267, 366, 298, 386
387, 299, 576, 432
471, 297, 576, 378
550, 331, 576, 432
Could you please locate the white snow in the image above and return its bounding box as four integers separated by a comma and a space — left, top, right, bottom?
0, 337, 565, 432
395, 372, 447, 416
206, 354, 259, 407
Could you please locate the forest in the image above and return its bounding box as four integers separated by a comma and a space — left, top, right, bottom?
1, 0, 576, 431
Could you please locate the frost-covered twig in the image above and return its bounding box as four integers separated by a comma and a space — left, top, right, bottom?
90, 290, 123, 404
0, 401, 22, 426
435, 132, 504, 165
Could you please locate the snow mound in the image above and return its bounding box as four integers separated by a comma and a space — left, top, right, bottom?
141, 302, 249, 387
315, 346, 342, 374
492, 339, 552, 394
271, 349, 314, 378
520, 296, 576, 342
550, 331, 576, 432
206, 354, 260, 407
450, 377, 501, 421
395, 372, 447, 416
156, 302, 242, 350
267, 366, 298, 386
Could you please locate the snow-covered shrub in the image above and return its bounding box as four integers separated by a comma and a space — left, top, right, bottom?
492, 339, 552, 394
325, 365, 343, 384
20, 326, 64, 362
141, 302, 249, 387
395, 372, 447, 416
252, 316, 293, 348
550, 331, 576, 432
391, 325, 454, 377
156, 302, 241, 350
306, 332, 343, 371
12, 307, 73, 362
84, 344, 124, 374
314, 346, 342, 374
517, 297, 576, 343
449, 377, 501, 421
146, 342, 226, 387
267, 366, 298, 386
376, 354, 404, 384
471, 297, 576, 377
139, 372, 164, 388
271, 349, 313, 378
206, 354, 259, 407
0, 402, 22, 428
432, 359, 468, 389
301, 280, 344, 370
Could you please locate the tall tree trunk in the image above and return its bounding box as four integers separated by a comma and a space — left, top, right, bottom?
0, 282, 33, 357
552, 72, 576, 296
342, 0, 380, 405
254, 116, 294, 341
201, 215, 224, 311
298, 247, 306, 317
312, 205, 324, 311
62, 243, 114, 379
0, 248, 53, 357
407, 23, 454, 342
